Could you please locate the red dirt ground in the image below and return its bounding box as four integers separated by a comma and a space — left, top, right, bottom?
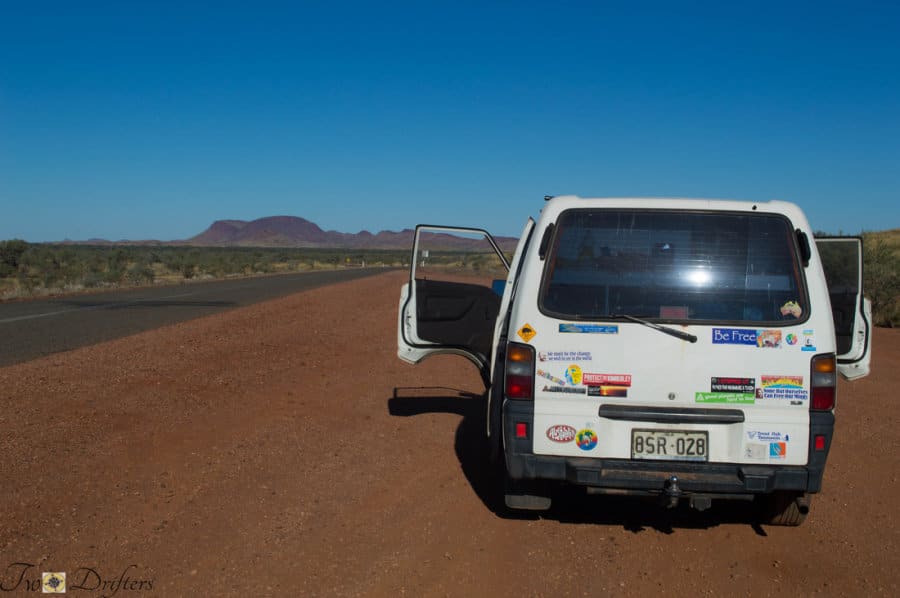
1, 271, 897, 596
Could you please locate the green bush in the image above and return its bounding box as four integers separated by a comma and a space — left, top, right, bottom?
863, 234, 900, 327
0, 239, 28, 277
126, 263, 155, 285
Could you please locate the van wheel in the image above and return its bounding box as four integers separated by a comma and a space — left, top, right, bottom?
487, 362, 505, 468
757, 491, 810, 526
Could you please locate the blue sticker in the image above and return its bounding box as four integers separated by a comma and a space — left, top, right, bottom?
769, 442, 787, 459
712, 328, 758, 346
801, 329, 817, 352
712, 328, 784, 348
559, 323, 619, 334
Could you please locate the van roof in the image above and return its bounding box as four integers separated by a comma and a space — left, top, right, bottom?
542, 196, 808, 226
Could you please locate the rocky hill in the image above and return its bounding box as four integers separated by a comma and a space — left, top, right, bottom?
186, 216, 517, 250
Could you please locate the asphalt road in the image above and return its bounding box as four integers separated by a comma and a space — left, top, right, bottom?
0, 268, 395, 367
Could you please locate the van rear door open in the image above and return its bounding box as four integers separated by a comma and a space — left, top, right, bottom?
815, 237, 872, 380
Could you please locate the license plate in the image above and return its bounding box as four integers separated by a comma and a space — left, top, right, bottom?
631, 429, 708, 462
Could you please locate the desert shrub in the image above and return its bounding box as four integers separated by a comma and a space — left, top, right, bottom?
84, 272, 102, 287
863, 234, 900, 327
126, 263, 155, 285
0, 239, 29, 277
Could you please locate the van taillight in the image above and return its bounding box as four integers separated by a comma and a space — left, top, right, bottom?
505, 342, 535, 400
810, 354, 836, 411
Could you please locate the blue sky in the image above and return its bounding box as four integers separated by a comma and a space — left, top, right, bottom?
1, 1, 898, 242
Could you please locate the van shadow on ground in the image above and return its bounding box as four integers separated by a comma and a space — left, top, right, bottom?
389, 387, 768, 536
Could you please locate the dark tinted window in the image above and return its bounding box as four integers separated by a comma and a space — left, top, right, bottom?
816, 239, 860, 293
540, 210, 806, 323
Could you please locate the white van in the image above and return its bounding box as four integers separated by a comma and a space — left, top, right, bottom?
398, 196, 872, 525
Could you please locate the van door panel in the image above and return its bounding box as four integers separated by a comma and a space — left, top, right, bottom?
815, 237, 872, 379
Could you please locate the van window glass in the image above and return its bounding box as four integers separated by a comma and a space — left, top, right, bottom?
540, 210, 806, 324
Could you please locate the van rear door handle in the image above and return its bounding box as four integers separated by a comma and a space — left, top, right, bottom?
598, 404, 745, 424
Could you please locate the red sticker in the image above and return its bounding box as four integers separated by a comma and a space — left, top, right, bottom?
546, 425, 577, 443
583, 373, 632, 387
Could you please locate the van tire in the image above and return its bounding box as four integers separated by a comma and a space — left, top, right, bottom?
487, 359, 505, 468
505, 491, 552, 511
758, 491, 810, 526
504, 476, 552, 511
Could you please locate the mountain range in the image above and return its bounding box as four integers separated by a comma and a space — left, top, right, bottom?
64, 216, 519, 251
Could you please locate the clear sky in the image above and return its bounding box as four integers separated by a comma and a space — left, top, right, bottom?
1, 1, 898, 242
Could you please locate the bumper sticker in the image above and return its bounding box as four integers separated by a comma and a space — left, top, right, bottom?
695, 392, 754, 404
710, 377, 755, 393
780, 300, 802, 318
801, 329, 817, 352
711, 328, 782, 348
583, 373, 632, 386
745, 443, 767, 460
546, 425, 577, 443
542, 385, 586, 394
575, 429, 598, 451
587, 386, 628, 397
761, 376, 808, 401
517, 323, 537, 342
538, 351, 593, 362
559, 323, 619, 334
769, 442, 787, 459
537, 369, 566, 386
747, 431, 790, 442
565, 364, 583, 385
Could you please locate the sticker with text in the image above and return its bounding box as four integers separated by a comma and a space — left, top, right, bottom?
587, 386, 628, 397
537, 368, 566, 386
760, 375, 808, 401
542, 385, 586, 394
710, 377, 755, 394
695, 392, 755, 404
711, 328, 782, 348
583, 373, 632, 387
747, 431, 790, 442
559, 323, 619, 334
538, 351, 593, 362
546, 425, 577, 443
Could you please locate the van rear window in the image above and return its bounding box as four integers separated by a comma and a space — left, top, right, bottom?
540, 209, 806, 324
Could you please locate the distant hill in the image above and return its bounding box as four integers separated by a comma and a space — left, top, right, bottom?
50, 216, 518, 251
185, 216, 519, 251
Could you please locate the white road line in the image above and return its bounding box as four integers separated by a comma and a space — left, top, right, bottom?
0, 291, 198, 325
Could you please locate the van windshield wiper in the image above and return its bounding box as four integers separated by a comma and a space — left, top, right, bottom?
613, 314, 698, 343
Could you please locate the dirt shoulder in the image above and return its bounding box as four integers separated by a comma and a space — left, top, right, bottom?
1, 271, 897, 596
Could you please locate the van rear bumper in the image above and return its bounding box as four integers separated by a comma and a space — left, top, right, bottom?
505, 452, 819, 495
503, 401, 833, 495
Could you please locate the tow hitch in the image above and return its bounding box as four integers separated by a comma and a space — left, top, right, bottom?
663, 475, 681, 509
661, 476, 713, 511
